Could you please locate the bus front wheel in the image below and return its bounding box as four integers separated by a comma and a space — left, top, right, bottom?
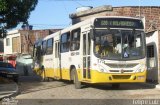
73, 69, 82, 89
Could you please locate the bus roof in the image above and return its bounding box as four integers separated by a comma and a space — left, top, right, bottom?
41, 16, 143, 41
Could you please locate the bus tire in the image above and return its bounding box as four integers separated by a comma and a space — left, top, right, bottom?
41, 71, 46, 82
70, 69, 74, 81
73, 69, 81, 89
111, 84, 120, 89
41, 76, 46, 82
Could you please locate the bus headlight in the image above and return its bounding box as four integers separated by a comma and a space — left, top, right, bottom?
98, 64, 109, 73
136, 69, 144, 73
135, 65, 146, 73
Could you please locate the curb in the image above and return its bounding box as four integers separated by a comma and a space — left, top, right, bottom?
0, 82, 19, 100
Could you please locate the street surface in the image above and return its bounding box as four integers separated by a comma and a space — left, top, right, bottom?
17, 81, 160, 99
1, 76, 160, 105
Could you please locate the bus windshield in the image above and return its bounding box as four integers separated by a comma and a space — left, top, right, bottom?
94, 29, 145, 60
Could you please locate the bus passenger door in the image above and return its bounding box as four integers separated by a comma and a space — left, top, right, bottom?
54, 41, 61, 79
82, 32, 91, 80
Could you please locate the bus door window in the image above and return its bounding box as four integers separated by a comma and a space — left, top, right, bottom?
87, 33, 91, 78
83, 32, 91, 79
55, 42, 60, 58
83, 34, 86, 78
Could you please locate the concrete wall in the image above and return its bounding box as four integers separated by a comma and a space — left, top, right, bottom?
146, 31, 159, 83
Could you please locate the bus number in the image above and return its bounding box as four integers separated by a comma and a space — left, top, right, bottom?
97, 59, 105, 64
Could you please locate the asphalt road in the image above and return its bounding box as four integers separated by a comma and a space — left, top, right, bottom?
2, 76, 160, 105
16, 81, 160, 99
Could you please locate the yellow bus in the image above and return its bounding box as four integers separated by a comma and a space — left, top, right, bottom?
33, 16, 146, 89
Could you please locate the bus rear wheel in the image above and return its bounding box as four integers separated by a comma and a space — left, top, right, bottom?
73, 69, 82, 89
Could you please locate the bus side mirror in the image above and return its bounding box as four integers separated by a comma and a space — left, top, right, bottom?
90, 29, 95, 39
31, 47, 34, 58
36, 46, 41, 60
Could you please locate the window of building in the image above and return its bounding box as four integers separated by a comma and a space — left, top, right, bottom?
12, 37, 20, 53
147, 45, 154, 58
42, 40, 47, 55
6, 38, 10, 46
70, 29, 80, 51
147, 45, 156, 68
60, 32, 70, 53
46, 38, 53, 55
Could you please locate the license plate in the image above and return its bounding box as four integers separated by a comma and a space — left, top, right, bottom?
7, 75, 13, 78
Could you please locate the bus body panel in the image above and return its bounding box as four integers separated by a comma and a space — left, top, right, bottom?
32, 16, 146, 85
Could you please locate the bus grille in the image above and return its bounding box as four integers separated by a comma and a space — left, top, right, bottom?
106, 63, 138, 68
109, 70, 134, 73
112, 75, 131, 79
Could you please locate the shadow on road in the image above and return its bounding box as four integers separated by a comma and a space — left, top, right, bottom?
18, 76, 67, 95
81, 82, 156, 90
18, 75, 157, 94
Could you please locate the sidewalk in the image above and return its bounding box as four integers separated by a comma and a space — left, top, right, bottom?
0, 75, 40, 100
0, 82, 18, 99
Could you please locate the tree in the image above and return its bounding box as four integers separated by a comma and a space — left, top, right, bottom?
0, 0, 38, 38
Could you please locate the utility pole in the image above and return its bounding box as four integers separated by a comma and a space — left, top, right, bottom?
21, 23, 33, 54
21, 23, 33, 76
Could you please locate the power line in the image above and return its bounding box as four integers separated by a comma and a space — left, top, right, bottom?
30, 24, 68, 27
72, 0, 84, 6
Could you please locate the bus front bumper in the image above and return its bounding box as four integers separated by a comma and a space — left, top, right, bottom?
90, 70, 146, 83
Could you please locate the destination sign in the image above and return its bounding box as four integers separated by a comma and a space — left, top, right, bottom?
94, 18, 144, 29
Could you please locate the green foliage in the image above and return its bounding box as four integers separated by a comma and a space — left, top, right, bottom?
0, 0, 7, 11
0, 0, 38, 38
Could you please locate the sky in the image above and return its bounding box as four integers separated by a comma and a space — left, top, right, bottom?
17, 0, 160, 30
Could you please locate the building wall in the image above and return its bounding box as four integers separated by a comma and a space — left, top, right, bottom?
19, 29, 61, 54
4, 30, 21, 55
4, 29, 61, 55
4, 29, 61, 76
146, 31, 159, 82
71, 6, 160, 32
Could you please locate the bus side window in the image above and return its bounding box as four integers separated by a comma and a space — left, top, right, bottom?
46, 38, 53, 55
70, 28, 80, 51
60, 32, 70, 53
42, 40, 47, 55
